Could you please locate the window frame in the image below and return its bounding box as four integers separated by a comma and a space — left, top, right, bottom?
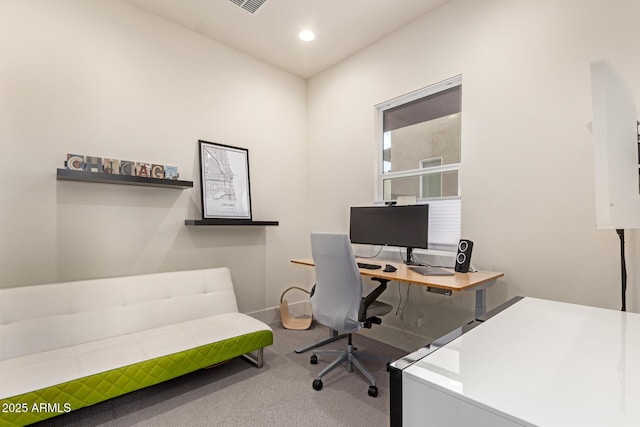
419, 157, 443, 198
375, 75, 462, 252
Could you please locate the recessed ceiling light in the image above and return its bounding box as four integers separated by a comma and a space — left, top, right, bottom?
299, 29, 315, 42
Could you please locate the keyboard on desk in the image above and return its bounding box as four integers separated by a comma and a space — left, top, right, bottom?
357, 262, 382, 270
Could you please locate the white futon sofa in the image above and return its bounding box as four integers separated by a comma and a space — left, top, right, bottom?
0, 267, 273, 426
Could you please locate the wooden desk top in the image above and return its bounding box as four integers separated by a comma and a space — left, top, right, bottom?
290, 258, 504, 292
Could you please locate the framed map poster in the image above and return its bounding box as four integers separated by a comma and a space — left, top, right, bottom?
199, 140, 252, 219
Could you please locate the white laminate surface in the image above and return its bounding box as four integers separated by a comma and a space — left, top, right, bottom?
403, 297, 640, 426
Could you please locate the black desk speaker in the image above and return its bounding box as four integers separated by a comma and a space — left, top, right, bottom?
454, 239, 473, 273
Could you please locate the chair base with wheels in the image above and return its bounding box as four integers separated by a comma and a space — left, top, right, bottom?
310, 280, 392, 398
310, 325, 389, 397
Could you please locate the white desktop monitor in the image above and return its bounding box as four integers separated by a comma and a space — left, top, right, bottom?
590, 60, 640, 229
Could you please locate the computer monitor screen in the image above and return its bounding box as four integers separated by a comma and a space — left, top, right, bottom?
349, 205, 429, 263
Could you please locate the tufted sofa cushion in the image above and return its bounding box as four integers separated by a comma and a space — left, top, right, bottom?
0, 267, 273, 425
0, 312, 270, 399
0, 268, 241, 360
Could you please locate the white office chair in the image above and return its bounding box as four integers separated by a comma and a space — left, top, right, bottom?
309, 232, 393, 397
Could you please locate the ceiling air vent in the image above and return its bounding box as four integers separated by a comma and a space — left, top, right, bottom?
228, 0, 268, 14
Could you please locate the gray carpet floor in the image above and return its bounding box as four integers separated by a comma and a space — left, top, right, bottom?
34, 322, 407, 426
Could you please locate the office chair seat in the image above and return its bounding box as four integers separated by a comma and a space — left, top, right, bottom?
308, 232, 392, 397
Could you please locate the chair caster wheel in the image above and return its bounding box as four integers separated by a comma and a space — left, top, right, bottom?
310, 354, 318, 364
312, 379, 323, 391
368, 385, 378, 397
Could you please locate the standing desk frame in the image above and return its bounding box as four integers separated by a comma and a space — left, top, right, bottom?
290, 258, 503, 353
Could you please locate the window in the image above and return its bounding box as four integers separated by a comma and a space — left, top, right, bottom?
420, 157, 443, 198
376, 76, 462, 251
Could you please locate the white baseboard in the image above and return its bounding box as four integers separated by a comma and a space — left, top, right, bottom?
246, 306, 280, 325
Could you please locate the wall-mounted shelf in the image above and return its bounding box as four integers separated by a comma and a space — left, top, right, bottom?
185, 219, 279, 226
57, 169, 193, 189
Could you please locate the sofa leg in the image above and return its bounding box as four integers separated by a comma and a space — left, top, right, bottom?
242, 348, 264, 368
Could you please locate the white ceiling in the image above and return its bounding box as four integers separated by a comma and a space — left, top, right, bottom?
125, 0, 450, 79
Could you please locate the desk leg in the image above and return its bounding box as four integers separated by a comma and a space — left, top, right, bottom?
472, 279, 498, 320
294, 329, 346, 354
475, 289, 486, 319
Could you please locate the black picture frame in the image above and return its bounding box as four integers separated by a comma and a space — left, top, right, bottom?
198, 140, 252, 220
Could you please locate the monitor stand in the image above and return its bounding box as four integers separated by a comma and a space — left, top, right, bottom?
405, 247, 423, 266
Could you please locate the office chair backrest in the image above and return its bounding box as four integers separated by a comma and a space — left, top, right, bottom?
309, 232, 363, 333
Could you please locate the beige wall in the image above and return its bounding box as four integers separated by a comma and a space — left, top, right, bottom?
0, 0, 310, 315
308, 0, 640, 349
3, 0, 640, 351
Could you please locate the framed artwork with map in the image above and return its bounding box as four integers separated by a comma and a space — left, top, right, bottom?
198, 140, 252, 220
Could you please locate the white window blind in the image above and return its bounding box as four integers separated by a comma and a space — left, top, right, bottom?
426, 198, 461, 251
